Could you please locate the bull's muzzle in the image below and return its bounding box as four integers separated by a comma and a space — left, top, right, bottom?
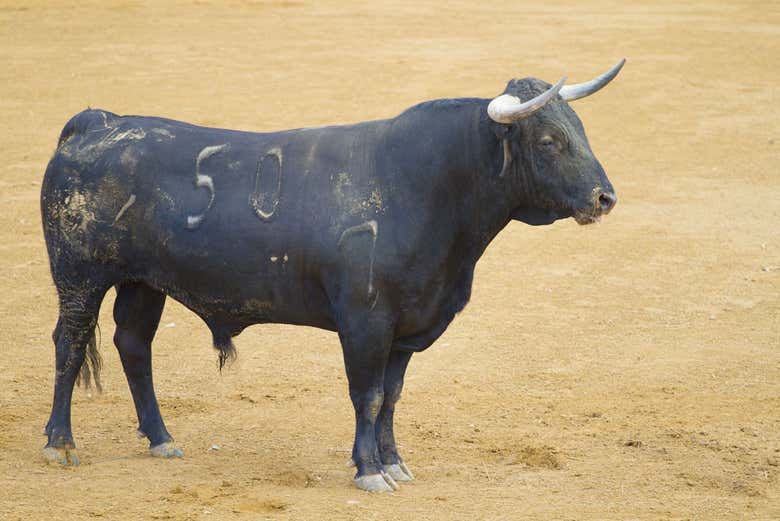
574, 189, 617, 225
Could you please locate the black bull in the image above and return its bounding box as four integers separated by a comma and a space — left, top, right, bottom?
40, 64, 623, 491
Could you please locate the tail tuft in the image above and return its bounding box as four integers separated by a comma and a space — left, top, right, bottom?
76, 326, 103, 392
216, 340, 237, 371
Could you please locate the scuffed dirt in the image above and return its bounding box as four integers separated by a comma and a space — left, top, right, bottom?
0, 1, 778, 520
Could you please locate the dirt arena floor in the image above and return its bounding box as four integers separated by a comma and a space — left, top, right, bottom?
1, 1, 778, 519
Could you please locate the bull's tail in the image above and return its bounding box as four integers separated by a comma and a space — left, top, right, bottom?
57, 108, 118, 148
75, 326, 103, 392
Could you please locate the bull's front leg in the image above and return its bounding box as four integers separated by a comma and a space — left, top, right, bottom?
338, 311, 398, 492
376, 349, 415, 482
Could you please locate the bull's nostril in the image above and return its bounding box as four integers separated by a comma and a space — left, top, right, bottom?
599, 192, 617, 214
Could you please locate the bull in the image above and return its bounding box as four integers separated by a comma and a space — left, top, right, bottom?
40, 60, 624, 491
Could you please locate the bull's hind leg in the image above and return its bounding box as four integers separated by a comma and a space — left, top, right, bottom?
43, 285, 108, 465
113, 282, 181, 458
376, 350, 415, 482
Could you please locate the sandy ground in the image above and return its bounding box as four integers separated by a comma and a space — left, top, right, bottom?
1, 1, 778, 519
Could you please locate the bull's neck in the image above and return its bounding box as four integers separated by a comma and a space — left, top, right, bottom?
409, 98, 514, 262
470, 101, 517, 256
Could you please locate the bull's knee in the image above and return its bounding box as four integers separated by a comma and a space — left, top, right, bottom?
385, 382, 403, 407
351, 389, 384, 423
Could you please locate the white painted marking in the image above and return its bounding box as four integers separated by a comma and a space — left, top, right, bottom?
186, 144, 227, 229
250, 147, 283, 221
151, 128, 174, 139
104, 127, 146, 145
338, 220, 379, 306
113, 194, 136, 224
194, 173, 214, 193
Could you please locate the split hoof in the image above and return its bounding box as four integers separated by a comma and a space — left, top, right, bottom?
355, 472, 399, 492
149, 442, 183, 459
383, 462, 414, 482
43, 446, 80, 466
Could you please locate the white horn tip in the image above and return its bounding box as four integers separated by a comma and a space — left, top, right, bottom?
559, 59, 626, 102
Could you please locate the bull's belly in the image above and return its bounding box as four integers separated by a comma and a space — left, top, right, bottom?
138, 258, 337, 336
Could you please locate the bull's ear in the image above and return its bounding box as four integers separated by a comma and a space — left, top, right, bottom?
511, 207, 568, 226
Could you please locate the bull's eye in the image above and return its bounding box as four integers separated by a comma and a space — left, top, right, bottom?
538, 135, 557, 150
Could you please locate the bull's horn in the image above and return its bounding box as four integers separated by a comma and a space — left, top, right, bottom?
487, 77, 566, 124
559, 58, 626, 102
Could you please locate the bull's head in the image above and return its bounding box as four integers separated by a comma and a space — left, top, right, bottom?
487, 60, 624, 225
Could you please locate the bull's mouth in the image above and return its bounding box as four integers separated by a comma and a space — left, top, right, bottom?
573, 210, 602, 225
511, 207, 571, 226
513, 201, 612, 226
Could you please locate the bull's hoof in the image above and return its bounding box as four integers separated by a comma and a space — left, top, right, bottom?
354, 472, 399, 492
149, 442, 183, 459
43, 446, 80, 466
383, 462, 414, 482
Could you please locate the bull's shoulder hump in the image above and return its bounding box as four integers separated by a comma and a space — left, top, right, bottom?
397, 97, 487, 117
